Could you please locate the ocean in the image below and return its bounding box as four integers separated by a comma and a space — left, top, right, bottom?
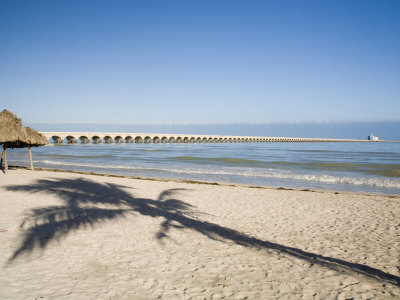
5, 141, 400, 195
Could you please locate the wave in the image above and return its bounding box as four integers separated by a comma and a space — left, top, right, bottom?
173, 156, 266, 165
36, 160, 400, 189
292, 162, 400, 177
290, 149, 400, 156
269, 161, 399, 168
171, 157, 400, 176
365, 169, 400, 178
143, 149, 168, 152
38, 154, 114, 159
289, 149, 332, 153
270, 173, 400, 189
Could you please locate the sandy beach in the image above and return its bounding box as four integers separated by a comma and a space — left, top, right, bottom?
0, 169, 399, 299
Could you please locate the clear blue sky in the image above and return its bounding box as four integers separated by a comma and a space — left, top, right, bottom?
1, 0, 399, 124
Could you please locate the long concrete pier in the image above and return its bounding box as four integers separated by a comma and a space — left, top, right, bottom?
41, 132, 371, 144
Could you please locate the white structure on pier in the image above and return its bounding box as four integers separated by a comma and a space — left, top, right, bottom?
368, 133, 379, 141
41, 132, 368, 144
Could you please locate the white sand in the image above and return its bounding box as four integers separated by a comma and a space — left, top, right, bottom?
1, 169, 399, 299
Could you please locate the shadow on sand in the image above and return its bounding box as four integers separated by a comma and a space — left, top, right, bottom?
5, 177, 400, 286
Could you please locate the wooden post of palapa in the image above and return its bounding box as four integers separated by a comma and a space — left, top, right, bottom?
28, 146, 34, 171
3, 146, 7, 173
0, 147, 3, 171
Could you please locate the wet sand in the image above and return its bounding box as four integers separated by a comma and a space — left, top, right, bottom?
1, 169, 399, 299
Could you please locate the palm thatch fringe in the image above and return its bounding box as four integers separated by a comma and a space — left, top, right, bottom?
24, 127, 49, 147
0, 110, 49, 173
0, 109, 31, 173
0, 109, 29, 149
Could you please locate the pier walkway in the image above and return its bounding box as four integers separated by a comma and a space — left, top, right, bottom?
41, 132, 369, 144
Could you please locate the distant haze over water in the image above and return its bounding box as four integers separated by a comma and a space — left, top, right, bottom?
28, 121, 400, 141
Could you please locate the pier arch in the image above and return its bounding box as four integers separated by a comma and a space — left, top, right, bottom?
135, 136, 143, 143
104, 136, 113, 144
51, 136, 63, 144
79, 136, 89, 144
92, 136, 101, 144
66, 136, 77, 144
115, 136, 124, 143
125, 136, 133, 143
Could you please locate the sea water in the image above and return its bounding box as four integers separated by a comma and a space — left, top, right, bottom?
6, 142, 400, 195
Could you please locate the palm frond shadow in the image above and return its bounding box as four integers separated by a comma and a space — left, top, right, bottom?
5, 177, 400, 286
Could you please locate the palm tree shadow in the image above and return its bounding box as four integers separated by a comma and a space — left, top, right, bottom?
5, 177, 192, 261
5, 177, 400, 286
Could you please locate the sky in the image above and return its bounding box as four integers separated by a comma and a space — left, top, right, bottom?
1, 1, 400, 128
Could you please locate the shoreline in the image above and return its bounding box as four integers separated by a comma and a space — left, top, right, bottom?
6, 165, 399, 198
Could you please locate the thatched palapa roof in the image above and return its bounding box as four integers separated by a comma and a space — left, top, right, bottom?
24, 127, 49, 147
0, 109, 29, 149
1, 109, 49, 172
